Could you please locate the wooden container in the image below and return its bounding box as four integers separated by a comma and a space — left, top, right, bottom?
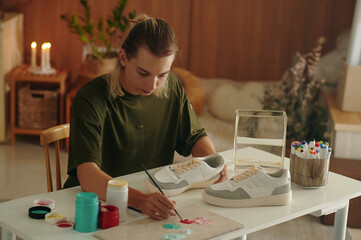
17, 85, 58, 129
290, 153, 330, 188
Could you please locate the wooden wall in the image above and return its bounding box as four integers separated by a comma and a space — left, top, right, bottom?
189, 0, 356, 80
3, 0, 355, 83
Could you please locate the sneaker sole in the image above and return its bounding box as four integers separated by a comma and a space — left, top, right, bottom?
145, 177, 218, 197
202, 191, 292, 208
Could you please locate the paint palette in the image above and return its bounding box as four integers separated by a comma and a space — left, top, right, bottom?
93, 204, 244, 240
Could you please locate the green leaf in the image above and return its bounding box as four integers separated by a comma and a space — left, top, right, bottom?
121, 16, 128, 28
98, 17, 104, 41
80, 0, 87, 6
98, 17, 103, 31
61, 0, 134, 58
113, 9, 120, 19
92, 46, 103, 59
129, 11, 136, 19
73, 14, 79, 25
82, 23, 90, 34
80, 34, 88, 44
107, 18, 115, 27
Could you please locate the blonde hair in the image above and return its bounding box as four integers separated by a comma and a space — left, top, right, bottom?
107, 14, 178, 98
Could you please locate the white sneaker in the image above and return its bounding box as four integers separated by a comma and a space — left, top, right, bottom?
145, 153, 225, 196
202, 165, 292, 207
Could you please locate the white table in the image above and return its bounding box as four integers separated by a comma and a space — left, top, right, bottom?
1, 150, 361, 240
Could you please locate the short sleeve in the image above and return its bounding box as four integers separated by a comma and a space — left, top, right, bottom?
67, 92, 104, 176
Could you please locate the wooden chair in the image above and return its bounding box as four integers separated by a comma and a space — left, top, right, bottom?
40, 123, 70, 192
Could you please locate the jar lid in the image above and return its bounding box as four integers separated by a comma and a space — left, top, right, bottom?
108, 179, 128, 191
28, 206, 51, 219
33, 198, 55, 209
76, 192, 99, 204
108, 179, 128, 187
99, 205, 119, 216
45, 211, 67, 224
55, 220, 75, 231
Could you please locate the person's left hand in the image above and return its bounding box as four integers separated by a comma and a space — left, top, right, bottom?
214, 164, 228, 184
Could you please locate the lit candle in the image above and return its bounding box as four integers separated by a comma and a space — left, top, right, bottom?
31, 42, 37, 69
46, 42, 51, 70
41, 43, 47, 71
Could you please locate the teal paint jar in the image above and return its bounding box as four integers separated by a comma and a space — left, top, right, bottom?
75, 192, 99, 232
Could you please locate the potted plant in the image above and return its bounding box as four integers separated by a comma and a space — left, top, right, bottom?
61, 0, 135, 79
263, 37, 328, 142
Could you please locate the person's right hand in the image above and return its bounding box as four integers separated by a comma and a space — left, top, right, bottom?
138, 192, 176, 220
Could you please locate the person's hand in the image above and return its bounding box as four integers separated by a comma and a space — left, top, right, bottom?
138, 192, 176, 220
214, 164, 228, 184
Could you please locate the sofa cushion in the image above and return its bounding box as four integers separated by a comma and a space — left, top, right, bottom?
171, 67, 205, 116
208, 82, 265, 122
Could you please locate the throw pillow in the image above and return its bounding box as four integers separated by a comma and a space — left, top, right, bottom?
171, 67, 205, 115
208, 82, 265, 122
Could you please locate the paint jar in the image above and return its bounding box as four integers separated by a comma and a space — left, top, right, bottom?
28, 206, 51, 219
45, 211, 66, 224
55, 220, 75, 231
98, 205, 119, 229
75, 192, 99, 233
290, 140, 332, 188
33, 198, 55, 209
106, 179, 128, 222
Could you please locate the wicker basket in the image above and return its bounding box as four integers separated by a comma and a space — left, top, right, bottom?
18, 85, 58, 129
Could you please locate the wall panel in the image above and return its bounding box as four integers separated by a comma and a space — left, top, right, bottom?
3, 0, 356, 82
3, 0, 191, 83
189, 0, 355, 81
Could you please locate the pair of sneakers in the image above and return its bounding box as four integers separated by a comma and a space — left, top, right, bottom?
145, 154, 292, 207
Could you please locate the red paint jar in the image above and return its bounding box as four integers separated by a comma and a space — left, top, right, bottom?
98, 205, 119, 229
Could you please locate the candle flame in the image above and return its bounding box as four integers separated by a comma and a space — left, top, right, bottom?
41, 42, 52, 49
31, 42, 37, 48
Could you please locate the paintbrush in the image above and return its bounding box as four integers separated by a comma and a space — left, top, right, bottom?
140, 162, 183, 220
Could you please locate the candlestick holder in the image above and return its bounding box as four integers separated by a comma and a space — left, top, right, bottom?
28, 66, 56, 75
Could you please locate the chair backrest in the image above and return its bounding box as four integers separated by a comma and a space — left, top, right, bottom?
40, 123, 70, 192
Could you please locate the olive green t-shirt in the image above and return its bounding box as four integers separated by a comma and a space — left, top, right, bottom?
63, 72, 207, 188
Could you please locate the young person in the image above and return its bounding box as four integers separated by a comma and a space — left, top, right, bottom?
64, 14, 227, 220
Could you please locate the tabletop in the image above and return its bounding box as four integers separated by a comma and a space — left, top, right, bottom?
1, 150, 361, 240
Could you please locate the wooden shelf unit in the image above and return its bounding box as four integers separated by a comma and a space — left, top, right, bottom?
324, 92, 361, 159
10, 64, 69, 145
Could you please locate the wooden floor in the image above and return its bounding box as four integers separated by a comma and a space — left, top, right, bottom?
0, 136, 360, 240
0, 136, 68, 201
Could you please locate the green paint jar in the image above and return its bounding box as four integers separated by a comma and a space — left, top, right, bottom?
75, 192, 99, 233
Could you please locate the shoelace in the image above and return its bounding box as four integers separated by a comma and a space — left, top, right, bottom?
171, 158, 201, 174
232, 165, 260, 182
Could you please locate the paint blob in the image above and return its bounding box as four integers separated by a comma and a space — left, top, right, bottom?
163, 223, 181, 230
180, 219, 194, 224
55, 220, 74, 228
32, 210, 49, 214
183, 229, 194, 235
57, 223, 73, 228
179, 217, 212, 225
194, 217, 212, 225
162, 233, 186, 240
